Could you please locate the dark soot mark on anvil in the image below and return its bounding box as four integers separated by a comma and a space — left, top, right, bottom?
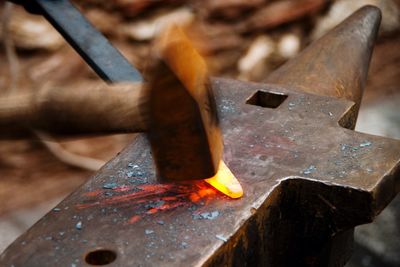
76, 181, 220, 224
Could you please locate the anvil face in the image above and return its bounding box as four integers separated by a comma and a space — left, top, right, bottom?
2, 78, 399, 266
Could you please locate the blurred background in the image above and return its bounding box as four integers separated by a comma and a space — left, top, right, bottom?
0, 0, 399, 266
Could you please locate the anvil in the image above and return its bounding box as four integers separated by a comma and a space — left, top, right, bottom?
1, 4, 399, 267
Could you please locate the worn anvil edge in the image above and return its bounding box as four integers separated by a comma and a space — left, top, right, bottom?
203, 180, 363, 266
241, 78, 400, 218
204, 172, 399, 266
370, 161, 400, 214
282, 174, 398, 222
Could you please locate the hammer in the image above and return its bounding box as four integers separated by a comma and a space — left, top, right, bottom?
0, 25, 223, 181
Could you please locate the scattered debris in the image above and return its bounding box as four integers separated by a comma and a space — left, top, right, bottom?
215, 234, 228, 242
145, 229, 154, 235
52, 208, 61, 212
102, 182, 118, 189
188, 205, 197, 212
341, 144, 350, 151
360, 141, 372, 148
220, 99, 236, 114
341, 141, 372, 153
192, 211, 220, 220
126, 169, 146, 178
75, 221, 82, 230
128, 163, 138, 168
302, 165, 317, 175
180, 241, 188, 249
145, 200, 165, 209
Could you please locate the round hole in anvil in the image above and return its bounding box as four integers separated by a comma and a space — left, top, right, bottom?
85, 249, 117, 265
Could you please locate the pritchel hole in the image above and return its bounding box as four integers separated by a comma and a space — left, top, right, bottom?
85, 249, 117, 265
246, 90, 288, 108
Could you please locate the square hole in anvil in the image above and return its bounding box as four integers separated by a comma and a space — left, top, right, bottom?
246, 90, 288, 108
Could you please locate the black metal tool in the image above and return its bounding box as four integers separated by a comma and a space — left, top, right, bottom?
14, 0, 143, 83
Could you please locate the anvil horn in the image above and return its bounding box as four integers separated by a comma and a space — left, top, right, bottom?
266, 5, 381, 109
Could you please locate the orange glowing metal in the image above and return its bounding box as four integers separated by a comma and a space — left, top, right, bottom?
205, 161, 243, 199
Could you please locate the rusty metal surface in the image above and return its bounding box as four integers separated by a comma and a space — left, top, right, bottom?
1, 78, 399, 266
266, 5, 380, 112
1, 6, 399, 267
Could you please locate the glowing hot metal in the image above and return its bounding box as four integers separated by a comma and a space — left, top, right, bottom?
205, 160, 243, 199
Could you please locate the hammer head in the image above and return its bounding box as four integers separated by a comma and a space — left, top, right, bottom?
144, 26, 223, 181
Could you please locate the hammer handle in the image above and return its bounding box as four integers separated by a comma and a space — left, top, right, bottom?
0, 83, 147, 138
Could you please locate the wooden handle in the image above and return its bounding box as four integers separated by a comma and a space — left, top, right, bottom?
0, 82, 147, 138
